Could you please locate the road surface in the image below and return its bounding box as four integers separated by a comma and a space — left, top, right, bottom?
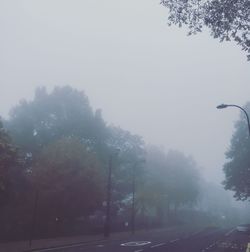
29, 226, 250, 252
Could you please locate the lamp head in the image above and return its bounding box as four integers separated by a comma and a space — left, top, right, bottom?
216, 104, 228, 109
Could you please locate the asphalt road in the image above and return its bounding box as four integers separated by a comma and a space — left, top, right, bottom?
31, 226, 250, 252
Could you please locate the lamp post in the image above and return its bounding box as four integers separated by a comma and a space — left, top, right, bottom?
131, 163, 136, 235
29, 189, 39, 247
130, 159, 145, 235
216, 104, 250, 137
104, 149, 119, 238
104, 156, 112, 238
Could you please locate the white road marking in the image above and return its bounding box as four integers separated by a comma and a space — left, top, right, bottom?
170, 238, 180, 243
36, 243, 88, 251
134, 250, 144, 252
121, 241, 151, 246
151, 243, 165, 248
202, 242, 217, 251
35, 241, 106, 251
191, 230, 204, 237
97, 244, 104, 247
225, 228, 235, 236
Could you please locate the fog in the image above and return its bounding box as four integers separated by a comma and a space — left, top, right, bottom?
1, 0, 250, 239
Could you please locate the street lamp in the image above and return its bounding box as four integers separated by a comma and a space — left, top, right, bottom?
216, 103, 250, 137
104, 149, 120, 238
131, 159, 145, 235
131, 163, 136, 235
29, 189, 39, 247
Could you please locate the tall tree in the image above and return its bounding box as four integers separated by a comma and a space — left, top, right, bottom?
161, 0, 250, 60
139, 146, 170, 223
107, 126, 146, 200
6, 86, 109, 158
166, 150, 200, 207
137, 146, 200, 223
223, 102, 250, 200
0, 119, 20, 206
31, 137, 104, 225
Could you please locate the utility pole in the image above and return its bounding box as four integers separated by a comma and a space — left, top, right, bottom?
104, 155, 112, 238
131, 163, 136, 235
29, 189, 39, 247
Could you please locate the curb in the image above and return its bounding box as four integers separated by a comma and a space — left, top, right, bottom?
23, 238, 107, 252
1, 225, 205, 252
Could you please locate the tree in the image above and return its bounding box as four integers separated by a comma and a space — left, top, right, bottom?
31, 137, 104, 227
223, 102, 250, 200
0, 119, 20, 206
5, 86, 149, 229
3, 86, 150, 237
166, 150, 200, 207
138, 146, 170, 224
107, 126, 146, 200
161, 0, 250, 60
198, 181, 238, 226
136, 146, 200, 224
6, 86, 109, 158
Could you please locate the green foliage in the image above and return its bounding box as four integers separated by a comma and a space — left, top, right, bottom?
31, 137, 104, 220
108, 126, 145, 159
166, 150, 200, 205
136, 146, 200, 222
106, 126, 146, 204
223, 102, 250, 200
1, 85, 205, 238
7, 86, 109, 157
5, 86, 147, 218
0, 119, 20, 206
161, 0, 250, 60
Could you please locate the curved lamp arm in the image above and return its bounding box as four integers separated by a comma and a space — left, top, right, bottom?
217, 104, 250, 137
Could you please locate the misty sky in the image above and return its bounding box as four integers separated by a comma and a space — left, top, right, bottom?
1, 0, 250, 184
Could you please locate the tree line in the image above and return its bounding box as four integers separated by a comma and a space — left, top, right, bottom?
0, 85, 222, 240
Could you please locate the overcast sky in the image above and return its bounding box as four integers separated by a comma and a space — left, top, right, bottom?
1, 0, 250, 185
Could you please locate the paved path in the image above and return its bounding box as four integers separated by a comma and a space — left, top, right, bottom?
21, 227, 250, 252
18, 227, 230, 252
0, 225, 205, 252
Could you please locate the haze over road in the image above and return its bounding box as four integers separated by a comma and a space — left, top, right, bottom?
26, 227, 249, 252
